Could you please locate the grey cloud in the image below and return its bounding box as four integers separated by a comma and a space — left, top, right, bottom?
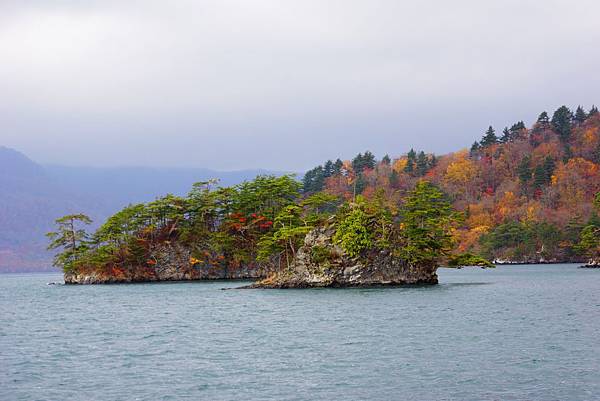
0, 0, 599, 170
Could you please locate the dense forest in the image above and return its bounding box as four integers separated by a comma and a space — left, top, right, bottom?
49, 105, 600, 279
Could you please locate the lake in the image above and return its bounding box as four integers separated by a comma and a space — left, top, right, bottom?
1, 264, 599, 401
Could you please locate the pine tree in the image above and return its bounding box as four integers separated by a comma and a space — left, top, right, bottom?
312, 166, 325, 192
589, 105, 599, 117
500, 127, 511, 143
333, 159, 343, 174
323, 160, 334, 177
389, 170, 399, 188
405, 149, 416, 173
399, 181, 459, 265
518, 156, 532, 184
362, 151, 376, 170
543, 156, 556, 182
46, 214, 92, 272
470, 142, 481, 158
551, 105, 573, 142
381, 154, 391, 165
352, 153, 364, 173
510, 121, 526, 132
533, 164, 546, 189
537, 111, 549, 124
302, 168, 316, 193
574, 106, 587, 123
416, 151, 429, 176
480, 126, 498, 147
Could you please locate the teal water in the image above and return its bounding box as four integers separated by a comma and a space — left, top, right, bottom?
1, 264, 599, 401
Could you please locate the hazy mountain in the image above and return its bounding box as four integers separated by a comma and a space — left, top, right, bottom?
0, 146, 289, 272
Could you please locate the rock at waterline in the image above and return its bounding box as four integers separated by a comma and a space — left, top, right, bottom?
249, 227, 439, 289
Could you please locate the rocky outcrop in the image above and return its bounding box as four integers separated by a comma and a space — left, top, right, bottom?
580, 259, 600, 268
64, 243, 270, 284
250, 227, 438, 288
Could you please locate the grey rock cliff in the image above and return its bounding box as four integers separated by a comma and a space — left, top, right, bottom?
64, 243, 269, 284
251, 227, 438, 288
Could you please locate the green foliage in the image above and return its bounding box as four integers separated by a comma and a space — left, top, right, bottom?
333, 196, 374, 258
518, 156, 532, 184
303, 166, 325, 193
574, 106, 587, 123
310, 245, 332, 264
448, 253, 494, 268
352, 151, 376, 173
416, 151, 429, 176
480, 221, 564, 260
470, 141, 481, 157
233, 175, 301, 220
574, 192, 600, 259
551, 105, 573, 142
398, 181, 459, 266
480, 126, 498, 147
94, 203, 146, 246
46, 214, 92, 272
574, 225, 599, 259
405, 149, 416, 173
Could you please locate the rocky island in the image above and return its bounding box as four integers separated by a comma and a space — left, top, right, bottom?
48, 176, 492, 286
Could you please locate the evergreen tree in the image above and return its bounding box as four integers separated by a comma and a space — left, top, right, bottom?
537, 111, 549, 124
510, 121, 526, 131
551, 105, 573, 142
381, 154, 391, 165
312, 166, 325, 193
303, 166, 325, 193
480, 126, 498, 147
302, 168, 316, 193
389, 170, 399, 188
46, 214, 92, 272
470, 141, 481, 157
333, 159, 343, 174
416, 151, 429, 176
518, 156, 532, 184
500, 127, 511, 143
405, 149, 416, 173
589, 105, 599, 117
399, 181, 459, 266
542, 156, 556, 183
352, 151, 376, 174
323, 160, 334, 177
574, 106, 587, 123
352, 153, 364, 173
362, 151, 376, 170
533, 164, 547, 189
354, 174, 366, 195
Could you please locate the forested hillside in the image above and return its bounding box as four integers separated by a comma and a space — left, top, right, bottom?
303, 105, 600, 263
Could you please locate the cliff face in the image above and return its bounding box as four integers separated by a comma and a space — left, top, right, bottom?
252, 227, 438, 288
64, 243, 269, 284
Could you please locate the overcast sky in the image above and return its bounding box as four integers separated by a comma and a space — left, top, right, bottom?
1, 0, 599, 171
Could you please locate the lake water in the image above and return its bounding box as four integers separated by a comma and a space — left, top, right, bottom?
1, 264, 599, 401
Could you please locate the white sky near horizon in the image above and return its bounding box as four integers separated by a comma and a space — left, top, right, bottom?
0, 0, 599, 171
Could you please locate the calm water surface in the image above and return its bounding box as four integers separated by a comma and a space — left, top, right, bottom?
1, 264, 599, 401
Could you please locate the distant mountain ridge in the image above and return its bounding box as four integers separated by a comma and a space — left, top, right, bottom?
0, 146, 290, 272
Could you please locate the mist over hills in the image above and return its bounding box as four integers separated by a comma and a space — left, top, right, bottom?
0, 146, 288, 272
